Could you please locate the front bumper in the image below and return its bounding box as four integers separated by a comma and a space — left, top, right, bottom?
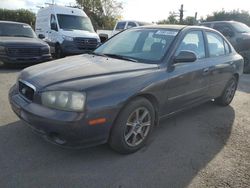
8, 85, 112, 148
0, 54, 51, 64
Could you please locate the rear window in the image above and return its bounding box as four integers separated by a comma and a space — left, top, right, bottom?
0, 23, 36, 38
115, 22, 126, 30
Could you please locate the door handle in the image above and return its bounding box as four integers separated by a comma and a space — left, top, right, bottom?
203, 68, 209, 73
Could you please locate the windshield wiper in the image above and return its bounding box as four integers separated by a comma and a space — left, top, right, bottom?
104, 53, 138, 62
88, 51, 108, 57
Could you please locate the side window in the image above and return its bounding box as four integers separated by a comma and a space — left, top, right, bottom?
175, 31, 205, 59
50, 15, 56, 25
115, 22, 126, 31
213, 24, 234, 37
206, 32, 225, 57
127, 22, 137, 29
50, 14, 58, 31
224, 40, 231, 54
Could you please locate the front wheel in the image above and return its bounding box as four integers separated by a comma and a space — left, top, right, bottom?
54, 44, 64, 59
215, 76, 238, 106
109, 97, 155, 154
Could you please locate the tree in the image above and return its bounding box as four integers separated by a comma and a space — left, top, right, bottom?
0, 9, 36, 27
76, 0, 123, 29
157, 12, 179, 24
183, 16, 196, 25
206, 10, 250, 26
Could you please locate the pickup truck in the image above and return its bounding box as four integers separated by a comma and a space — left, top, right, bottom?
97, 20, 151, 43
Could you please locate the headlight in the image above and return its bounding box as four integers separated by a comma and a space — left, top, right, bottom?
63, 35, 74, 41
41, 91, 86, 112
0, 46, 6, 55
41, 46, 50, 54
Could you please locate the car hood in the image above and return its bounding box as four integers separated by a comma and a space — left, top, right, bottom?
20, 54, 159, 89
60, 29, 99, 40
0, 37, 48, 47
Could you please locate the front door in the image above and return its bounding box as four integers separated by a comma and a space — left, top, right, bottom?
165, 30, 210, 114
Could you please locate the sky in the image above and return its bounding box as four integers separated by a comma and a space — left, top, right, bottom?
1, 0, 250, 22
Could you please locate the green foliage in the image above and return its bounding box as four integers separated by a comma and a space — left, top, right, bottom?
206, 10, 250, 26
76, 0, 123, 30
0, 9, 36, 26
157, 12, 179, 24
183, 16, 196, 25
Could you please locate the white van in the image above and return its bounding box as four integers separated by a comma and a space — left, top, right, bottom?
35, 5, 100, 58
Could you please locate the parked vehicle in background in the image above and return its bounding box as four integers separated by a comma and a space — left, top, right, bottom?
200, 21, 250, 73
97, 20, 151, 43
35, 5, 100, 58
9, 25, 243, 154
0, 21, 51, 66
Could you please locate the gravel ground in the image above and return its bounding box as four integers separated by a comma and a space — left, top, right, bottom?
0, 63, 249, 188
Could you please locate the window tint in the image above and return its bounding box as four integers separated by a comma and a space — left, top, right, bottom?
127, 22, 137, 28
0, 23, 36, 38
206, 32, 225, 57
175, 31, 205, 59
213, 24, 234, 36
50, 14, 56, 25
224, 40, 231, 54
115, 22, 126, 30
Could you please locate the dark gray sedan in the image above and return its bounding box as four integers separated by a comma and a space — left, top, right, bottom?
9, 25, 244, 154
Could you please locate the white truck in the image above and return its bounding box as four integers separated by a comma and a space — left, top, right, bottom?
35, 5, 100, 58
97, 20, 151, 43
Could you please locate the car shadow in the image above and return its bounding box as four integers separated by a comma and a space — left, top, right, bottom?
0, 102, 234, 188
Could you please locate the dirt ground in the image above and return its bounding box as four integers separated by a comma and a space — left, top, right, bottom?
0, 64, 249, 188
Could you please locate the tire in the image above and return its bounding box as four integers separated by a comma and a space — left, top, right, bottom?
243, 57, 250, 74
54, 44, 64, 59
215, 76, 238, 106
109, 97, 155, 154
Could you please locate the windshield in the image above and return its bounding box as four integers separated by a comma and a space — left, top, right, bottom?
95, 29, 178, 63
57, 14, 95, 32
0, 23, 36, 38
231, 22, 250, 33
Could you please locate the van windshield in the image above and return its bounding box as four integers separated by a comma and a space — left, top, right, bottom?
57, 14, 94, 32
0, 23, 36, 38
231, 22, 250, 33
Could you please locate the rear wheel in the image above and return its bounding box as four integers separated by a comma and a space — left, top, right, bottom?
109, 97, 155, 154
215, 76, 238, 106
243, 57, 250, 74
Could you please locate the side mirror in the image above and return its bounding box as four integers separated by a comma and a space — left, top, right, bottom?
99, 33, 108, 43
174, 51, 197, 63
38, 34, 45, 39
51, 22, 58, 31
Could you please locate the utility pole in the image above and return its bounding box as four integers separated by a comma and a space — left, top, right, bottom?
179, 4, 184, 24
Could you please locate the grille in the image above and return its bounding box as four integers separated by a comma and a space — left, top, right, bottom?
74, 38, 98, 50
18, 81, 35, 101
7, 47, 41, 57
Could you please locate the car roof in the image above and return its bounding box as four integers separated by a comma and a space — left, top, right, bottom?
200, 20, 239, 24
138, 24, 211, 31
0, 20, 28, 25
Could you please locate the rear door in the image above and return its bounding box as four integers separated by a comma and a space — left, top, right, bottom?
204, 31, 235, 98
165, 30, 210, 113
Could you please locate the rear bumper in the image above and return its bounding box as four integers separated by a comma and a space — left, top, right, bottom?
0, 54, 51, 64
8, 85, 114, 148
